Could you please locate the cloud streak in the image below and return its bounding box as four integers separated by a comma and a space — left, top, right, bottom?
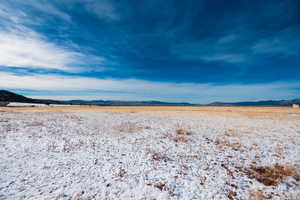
1, 72, 299, 103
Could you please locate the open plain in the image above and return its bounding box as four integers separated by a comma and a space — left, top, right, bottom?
0, 106, 299, 200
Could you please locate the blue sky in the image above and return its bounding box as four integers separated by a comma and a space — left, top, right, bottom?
0, 0, 299, 103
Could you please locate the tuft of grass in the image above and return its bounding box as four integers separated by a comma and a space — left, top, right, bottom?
47, 141, 56, 152
26, 121, 45, 127
198, 175, 206, 185
248, 190, 270, 200
176, 129, 187, 135
152, 152, 169, 162
215, 136, 242, 151
215, 136, 221, 145
149, 182, 174, 196
73, 191, 84, 200
227, 191, 237, 200
173, 136, 190, 143
62, 138, 72, 152
224, 128, 239, 137
154, 182, 166, 191
115, 122, 143, 133
175, 127, 192, 135
115, 168, 126, 180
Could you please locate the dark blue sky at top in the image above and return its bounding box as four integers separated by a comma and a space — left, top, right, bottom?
14, 0, 300, 83
0, 0, 300, 102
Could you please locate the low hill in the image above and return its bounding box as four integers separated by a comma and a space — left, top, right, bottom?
0, 90, 33, 103
0, 90, 193, 106
0, 90, 64, 105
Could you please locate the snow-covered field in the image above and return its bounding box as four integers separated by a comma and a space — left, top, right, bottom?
0, 107, 299, 200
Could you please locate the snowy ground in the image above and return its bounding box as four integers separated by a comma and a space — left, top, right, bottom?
0, 107, 299, 200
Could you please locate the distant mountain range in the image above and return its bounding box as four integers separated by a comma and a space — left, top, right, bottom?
0, 90, 193, 106
0, 90, 299, 106
209, 99, 300, 106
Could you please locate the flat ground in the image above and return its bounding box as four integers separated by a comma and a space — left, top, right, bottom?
0, 106, 299, 199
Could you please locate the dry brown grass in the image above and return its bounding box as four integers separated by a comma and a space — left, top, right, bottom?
114, 122, 143, 133
151, 152, 169, 162
61, 138, 81, 152
145, 148, 169, 162
240, 163, 298, 186
62, 141, 72, 152
153, 182, 165, 191
173, 136, 190, 143
176, 129, 188, 135
47, 141, 56, 152
115, 168, 126, 180
3, 106, 300, 120
73, 191, 84, 200
227, 190, 237, 200
198, 175, 206, 185
248, 190, 270, 200
26, 121, 45, 127
215, 136, 242, 151
224, 128, 239, 137
147, 182, 174, 196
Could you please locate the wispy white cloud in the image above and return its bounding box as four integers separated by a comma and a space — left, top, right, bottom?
0, 32, 88, 71
0, 2, 104, 71
1, 72, 299, 103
